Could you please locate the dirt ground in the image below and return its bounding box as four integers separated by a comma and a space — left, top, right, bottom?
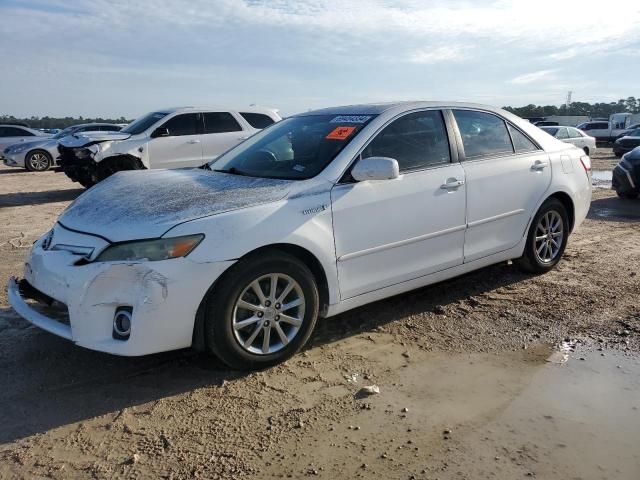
0, 149, 639, 479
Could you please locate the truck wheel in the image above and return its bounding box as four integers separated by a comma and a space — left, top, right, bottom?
96, 156, 143, 182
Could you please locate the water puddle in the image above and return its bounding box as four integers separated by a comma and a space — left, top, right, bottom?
260, 343, 640, 479
592, 170, 612, 189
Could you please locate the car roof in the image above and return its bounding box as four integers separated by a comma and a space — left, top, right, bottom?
296, 101, 515, 117
156, 106, 279, 115
0, 124, 47, 135
71, 123, 121, 128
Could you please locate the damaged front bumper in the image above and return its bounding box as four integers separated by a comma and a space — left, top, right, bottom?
7, 231, 235, 356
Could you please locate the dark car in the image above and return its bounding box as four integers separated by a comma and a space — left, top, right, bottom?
615, 123, 640, 140
613, 129, 640, 157
612, 147, 640, 199
534, 120, 559, 126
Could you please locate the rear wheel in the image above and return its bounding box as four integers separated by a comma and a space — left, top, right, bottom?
25, 150, 52, 172
204, 251, 320, 370
516, 198, 569, 273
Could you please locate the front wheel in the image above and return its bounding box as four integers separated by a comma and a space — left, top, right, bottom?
204, 251, 320, 370
25, 150, 52, 172
616, 190, 639, 199
516, 198, 569, 273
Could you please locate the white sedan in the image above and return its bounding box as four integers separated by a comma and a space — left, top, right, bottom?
8, 102, 592, 370
540, 126, 597, 156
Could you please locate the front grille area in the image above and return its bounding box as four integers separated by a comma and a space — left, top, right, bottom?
19, 279, 70, 326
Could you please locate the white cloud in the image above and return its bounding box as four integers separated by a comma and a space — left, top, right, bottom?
510, 70, 557, 85
408, 46, 468, 64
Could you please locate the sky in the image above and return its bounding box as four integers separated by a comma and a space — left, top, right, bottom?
1, 0, 639, 119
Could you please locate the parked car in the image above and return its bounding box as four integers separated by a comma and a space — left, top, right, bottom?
615, 123, 640, 140
2, 123, 123, 171
8, 102, 592, 370
612, 147, 640, 199
613, 129, 640, 157
534, 120, 559, 127
0, 124, 52, 153
540, 126, 597, 155
57, 107, 281, 187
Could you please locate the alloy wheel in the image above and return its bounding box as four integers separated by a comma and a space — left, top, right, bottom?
534, 210, 564, 263
28, 152, 49, 171
232, 273, 305, 355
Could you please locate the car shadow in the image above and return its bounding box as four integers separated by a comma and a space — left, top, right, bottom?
0, 188, 84, 207
587, 196, 640, 222
0, 262, 526, 444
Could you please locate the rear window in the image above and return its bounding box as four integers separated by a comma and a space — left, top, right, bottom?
240, 112, 276, 129
453, 110, 513, 158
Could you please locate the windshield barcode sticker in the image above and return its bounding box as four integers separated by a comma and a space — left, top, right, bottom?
330, 115, 371, 124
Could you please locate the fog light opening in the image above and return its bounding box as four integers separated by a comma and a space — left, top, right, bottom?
113, 307, 132, 340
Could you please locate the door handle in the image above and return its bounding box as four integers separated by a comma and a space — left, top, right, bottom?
440, 178, 465, 190
187, 139, 201, 144
531, 160, 548, 171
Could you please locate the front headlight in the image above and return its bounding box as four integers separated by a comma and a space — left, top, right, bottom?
95, 234, 204, 262
11, 144, 29, 153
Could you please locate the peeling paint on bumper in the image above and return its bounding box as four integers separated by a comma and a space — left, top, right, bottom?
8, 240, 235, 356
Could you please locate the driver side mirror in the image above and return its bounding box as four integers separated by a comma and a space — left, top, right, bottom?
351, 156, 400, 182
151, 127, 170, 138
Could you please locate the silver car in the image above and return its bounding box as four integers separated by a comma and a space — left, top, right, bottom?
540, 126, 597, 156
0, 124, 52, 156
2, 123, 123, 172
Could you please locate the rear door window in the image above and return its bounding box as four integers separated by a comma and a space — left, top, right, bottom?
160, 113, 200, 136
508, 125, 539, 153
203, 112, 243, 134
363, 110, 450, 172
452, 110, 513, 158
240, 112, 276, 129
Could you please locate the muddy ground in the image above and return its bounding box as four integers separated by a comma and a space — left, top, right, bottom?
0, 150, 638, 479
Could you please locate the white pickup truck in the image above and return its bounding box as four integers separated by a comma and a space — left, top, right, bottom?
577, 113, 637, 144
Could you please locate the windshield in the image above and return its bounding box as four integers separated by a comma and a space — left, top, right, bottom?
627, 129, 640, 137
210, 114, 375, 180
121, 112, 169, 135
53, 126, 76, 139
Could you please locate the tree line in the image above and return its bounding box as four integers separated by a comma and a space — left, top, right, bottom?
3, 97, 640, 128
0, 115, 133, 129
503, 97, 640, 118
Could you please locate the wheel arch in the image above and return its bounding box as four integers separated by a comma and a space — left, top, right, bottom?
547, 191, 575, 232
191, 242, 332, 351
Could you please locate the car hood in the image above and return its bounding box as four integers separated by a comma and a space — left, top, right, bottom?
5, 137, 52, 151
58, 169, 293, 242
59, 131, 132, 148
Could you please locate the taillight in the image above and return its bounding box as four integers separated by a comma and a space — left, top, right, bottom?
579, 155, 591, 172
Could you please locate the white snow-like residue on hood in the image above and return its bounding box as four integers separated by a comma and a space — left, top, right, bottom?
59, 169, 293, 241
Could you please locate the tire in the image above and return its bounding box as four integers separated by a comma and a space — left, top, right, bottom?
204, 251, 320, 370
516, 198, 569, 274
25, 150, 52, 172
614, 152, 623, 158
616, 190, 639, 199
